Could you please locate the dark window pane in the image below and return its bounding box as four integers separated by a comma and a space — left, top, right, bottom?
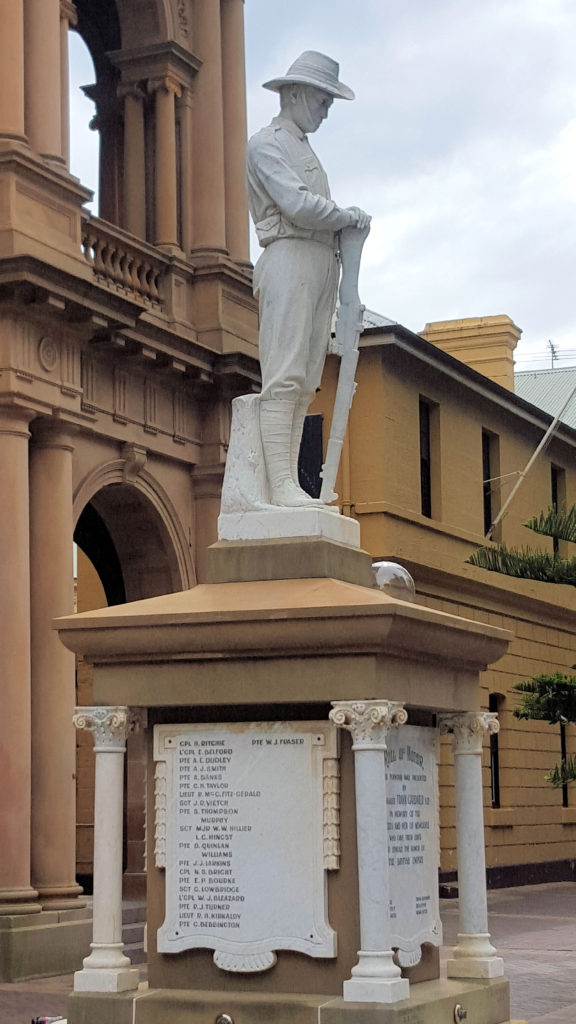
299, 414, 323, 499
419, 400, 432, 518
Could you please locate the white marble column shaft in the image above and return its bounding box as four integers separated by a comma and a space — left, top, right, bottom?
330, 700, 410, 1004
439, 712, 504, 978
73, 707, 145, 992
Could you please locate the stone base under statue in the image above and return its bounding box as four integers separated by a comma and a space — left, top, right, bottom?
218, 506, 360, 545
67, 977, 516, 1024
207, 536, 374, 586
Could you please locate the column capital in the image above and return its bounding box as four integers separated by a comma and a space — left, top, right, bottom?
60, 0, 78, 26
30, 417, 76, 451
330, 700, 407, 750
73, 707, 146, 752
0, 406, 35, 437
439, 712, 499, 754
117, 82, 146, 103
148, 76, 182, 99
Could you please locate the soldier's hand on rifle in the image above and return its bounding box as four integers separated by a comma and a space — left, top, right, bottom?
346, 206, 371, 231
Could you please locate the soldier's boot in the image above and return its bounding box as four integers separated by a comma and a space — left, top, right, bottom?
260, 399, 324, 507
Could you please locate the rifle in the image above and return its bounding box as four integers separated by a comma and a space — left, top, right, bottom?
320, 223, 370, 504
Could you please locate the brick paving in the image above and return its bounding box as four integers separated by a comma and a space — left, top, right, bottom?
0, 971, 73, 1024
441, 882, 576, 1023
1, 883, 576, 1023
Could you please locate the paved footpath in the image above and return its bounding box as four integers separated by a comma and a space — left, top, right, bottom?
442, 882, 576, 1023
2, 883, 576, 1024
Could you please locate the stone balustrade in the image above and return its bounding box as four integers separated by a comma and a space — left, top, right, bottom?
81, 215, 168, 309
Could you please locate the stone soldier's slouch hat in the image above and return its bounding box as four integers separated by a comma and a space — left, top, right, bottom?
263, 51, 355, 101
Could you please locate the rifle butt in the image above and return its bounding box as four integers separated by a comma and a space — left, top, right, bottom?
320, 437, 344, 504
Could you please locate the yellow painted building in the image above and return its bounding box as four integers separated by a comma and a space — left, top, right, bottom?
311, 314, 576, 886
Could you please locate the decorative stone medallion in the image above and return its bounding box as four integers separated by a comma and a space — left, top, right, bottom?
38, 336, 59, 372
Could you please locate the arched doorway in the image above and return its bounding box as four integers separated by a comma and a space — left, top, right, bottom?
73, 476, 189, 891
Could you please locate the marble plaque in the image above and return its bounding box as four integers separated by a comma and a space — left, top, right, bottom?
154, 721, 339, 972
386, 725, 441, 966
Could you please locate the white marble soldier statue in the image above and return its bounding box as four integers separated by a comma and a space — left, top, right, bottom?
246, 51, 370, 508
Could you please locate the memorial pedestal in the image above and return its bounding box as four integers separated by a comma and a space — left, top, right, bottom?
218, 506, 360, 545
57, 536, 519, 1024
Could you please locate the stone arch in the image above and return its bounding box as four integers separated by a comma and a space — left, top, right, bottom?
73, 460, 194, 601
74, 0, 173, 58
73, 456, 193, 890
116, 0, 174, 49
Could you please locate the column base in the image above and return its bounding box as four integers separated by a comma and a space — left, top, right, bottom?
37, 882, 86, 911
343, 951, 410, 1003
447, 956, 504, 979
343, 976, 410, 1003
0, 887, 41, 916
447, 931, 503, 977
74, 967, 140, 993
155, 242, 185, 257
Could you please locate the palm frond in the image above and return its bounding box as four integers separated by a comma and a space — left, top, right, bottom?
525, 505, 576, 544
468, 545, 576, 585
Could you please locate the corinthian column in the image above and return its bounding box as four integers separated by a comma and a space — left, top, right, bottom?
0, 0, 26, 142
439, 712, 504, 978
73, 707, 145, 992
29, 419, 83, 908
220, 0, 250, 261
0, 408, 39, 915
24, 0, 64, 164
330, 700, 410, 1003
149, 76, 183, 253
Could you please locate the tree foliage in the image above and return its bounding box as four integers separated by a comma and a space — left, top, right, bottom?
514, 674, 576, 726
468, 504, 576, 585
471, 505, 576, 784
513, 673, 576, 786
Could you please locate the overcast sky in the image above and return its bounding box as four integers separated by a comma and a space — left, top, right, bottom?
70, 0, 576, 368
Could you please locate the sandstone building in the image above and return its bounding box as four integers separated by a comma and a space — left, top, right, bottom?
312, 314, 576, 887
0, 0, 259, 978
1, 0, 575, 984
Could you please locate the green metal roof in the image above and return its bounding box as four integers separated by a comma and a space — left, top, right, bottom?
514, 367, 576, 429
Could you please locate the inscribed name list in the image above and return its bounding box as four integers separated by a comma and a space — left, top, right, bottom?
154, 721, 338, 972
386, 725, 441, 965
